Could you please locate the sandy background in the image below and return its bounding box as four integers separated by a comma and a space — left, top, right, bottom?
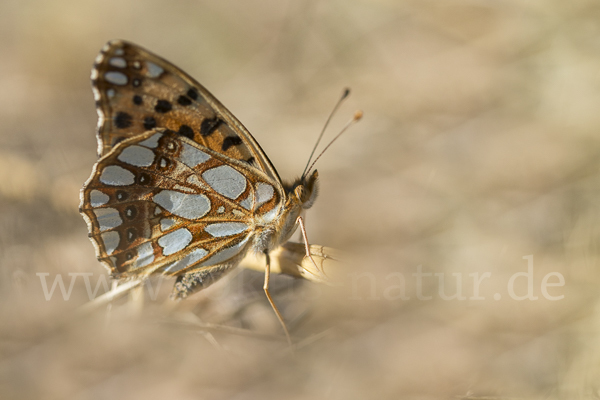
2, 0, 600, 398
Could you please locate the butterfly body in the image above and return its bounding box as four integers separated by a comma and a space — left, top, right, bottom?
80, 40, 320, 301
254, 170, 319, 255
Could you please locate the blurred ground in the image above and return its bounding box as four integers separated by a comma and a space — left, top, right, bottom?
2, 0, 600, 399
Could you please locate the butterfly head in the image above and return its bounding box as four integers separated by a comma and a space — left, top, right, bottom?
286, 169, 319, 210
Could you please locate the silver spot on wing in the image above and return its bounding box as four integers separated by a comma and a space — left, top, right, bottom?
201, 165, 246, 200
93, 207, 123, 231
100, 166, 135, 186
240, 192, 253, 210
255, 183, 274, 208
104, 71, 128, 85
158, 228, 193, 256
205, 222, 248, 237
179, 142, 211, 168
160, 218, 175, 232
261, 206, 279, 223
109, 57, 127, 68
163, 248, 209, 273
153, 190, 211, 220
90, 190, 109, 207
118, 145, 155, 167
101, 231, 120, 255
146, 61, 164, 78
135, 242, 154, 267
139, 133, 162, 148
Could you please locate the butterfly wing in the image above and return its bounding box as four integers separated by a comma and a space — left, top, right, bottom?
80, 129, 282, 278
92, 39, 282, 184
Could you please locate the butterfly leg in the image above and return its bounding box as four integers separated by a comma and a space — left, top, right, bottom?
263, 250, 293, 349
296, 216, 328, 280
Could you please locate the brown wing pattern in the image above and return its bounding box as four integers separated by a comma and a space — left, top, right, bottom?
92, 40, 281, 183
80, 129, 281, 278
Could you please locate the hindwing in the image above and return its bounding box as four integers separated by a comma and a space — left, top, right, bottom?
80, 129, 281, 278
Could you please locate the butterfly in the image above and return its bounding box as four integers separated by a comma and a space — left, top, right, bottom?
79, 40, 325, 344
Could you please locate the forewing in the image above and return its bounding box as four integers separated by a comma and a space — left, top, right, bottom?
79, 129, 282, 278
92, 39, 281, 183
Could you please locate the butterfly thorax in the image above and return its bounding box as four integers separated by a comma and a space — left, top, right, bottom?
251, 170, 319, 255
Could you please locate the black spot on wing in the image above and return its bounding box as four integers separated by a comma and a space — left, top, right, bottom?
133, 95, 143, 105
187, 88, 198, 100
137, 172, 151, 185
155, 100, 172, 114
200, 116, 222, 137
143, 116, 157, 130
125, 205, 137, 219
114, 112, 133, 129
116, 190, 129, 201
177, 95, 192, 106
126, 228, 137, 242
177, 125, 194, 139
222, 136, 242, 151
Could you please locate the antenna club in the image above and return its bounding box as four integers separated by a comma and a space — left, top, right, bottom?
354, 110, 363, 121
342, 88, 351, 99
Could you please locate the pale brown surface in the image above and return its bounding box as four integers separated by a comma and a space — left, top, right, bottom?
2, 1, 600, 399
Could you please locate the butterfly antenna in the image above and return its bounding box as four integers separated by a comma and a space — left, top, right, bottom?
301, 88, 351, 179
305, 110, 363, 176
